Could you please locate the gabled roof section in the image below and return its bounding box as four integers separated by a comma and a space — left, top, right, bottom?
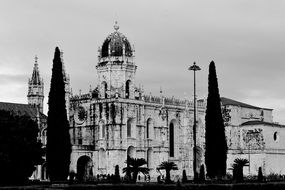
0, 102, 39, 118
220, 97, 272, 110
241, 120, 285, 127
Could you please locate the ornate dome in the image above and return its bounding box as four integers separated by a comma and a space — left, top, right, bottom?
101, 22, 133, 58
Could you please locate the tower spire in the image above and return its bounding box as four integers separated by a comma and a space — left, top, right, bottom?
28, 56, 44, 113
31, 55, 41, 85
35, 55, 38, 65
114, 21, 119, 31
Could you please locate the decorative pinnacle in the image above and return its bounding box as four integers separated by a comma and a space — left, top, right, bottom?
35, 55, 38, 65
114, 21, 119, 31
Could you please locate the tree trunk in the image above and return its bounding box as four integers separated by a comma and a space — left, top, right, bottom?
165, 169, 171, 183
133, 171, 138, 183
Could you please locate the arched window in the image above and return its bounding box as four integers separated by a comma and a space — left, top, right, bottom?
147, 148, 152, 168
125, 80, 131, 99
99, 120, 105, 139
99, 148, 106, 169
102, 81, 108, 99
169, 122, 174, 157
146, 118, 153, 139
127, 119, 132, 137
127, 146, 136, 159
102, 125, 105, 138
104, 82, 108, 98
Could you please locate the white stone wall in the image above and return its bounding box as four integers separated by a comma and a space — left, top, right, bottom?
227, 122, 285, 176
69, 95, 205, 180
226, 105, 273, 126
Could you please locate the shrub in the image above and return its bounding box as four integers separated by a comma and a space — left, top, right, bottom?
182, 169, 187, 183
113, 165, 121, 183
266, 172, 284, 181
157, 161, 178, 183
231, 158, 249, 182
258, 167, 263, 182
0, 110, 44, 184
199, 164, 205, 183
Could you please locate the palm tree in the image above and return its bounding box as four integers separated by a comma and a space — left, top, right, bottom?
157, 161, 178, 183
231, 158, 249, 182
123, 156, 149, 183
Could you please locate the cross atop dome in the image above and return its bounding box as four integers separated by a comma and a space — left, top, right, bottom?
114, 21, 119, 31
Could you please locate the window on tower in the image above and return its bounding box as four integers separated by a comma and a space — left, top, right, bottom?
102, 81, 108, 99
169, 122, 174, 157
146, 118, 153, 139
104, 82, 108, 98
126, 80, 131, 99
127, 118, 133, 137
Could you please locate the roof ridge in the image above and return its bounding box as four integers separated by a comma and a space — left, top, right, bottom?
220, 97, 272, 110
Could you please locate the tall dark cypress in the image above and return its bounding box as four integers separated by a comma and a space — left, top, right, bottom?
47, 47, 71, 181
205, 61, 227, 178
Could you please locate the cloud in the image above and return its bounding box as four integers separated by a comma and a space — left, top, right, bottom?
0, 0, 285, 123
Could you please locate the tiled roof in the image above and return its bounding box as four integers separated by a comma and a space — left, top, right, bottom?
0, 102, 40, 118
241, 120, 285, 127
220, 97, 272, 110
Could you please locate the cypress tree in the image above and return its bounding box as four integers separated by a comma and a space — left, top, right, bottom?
114, 165, 121, 183
182, 169, 187, 183
205, 61, 227, 179
47, 47, 71, 181
258, 167, 263, 182
199, 164, 205, 183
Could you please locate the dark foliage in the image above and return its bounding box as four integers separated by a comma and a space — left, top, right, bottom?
113, 165, 121, 183
258, 167, 263, 182
0, 110, 43, 184
231, 158, 249, 182
199, 164, 205, 183
205, 61, 227, 179
123, 156, 149, 183
176, 179, 181, 189
47, 47, 71, 181
157, 161, 178, 184
182, 169, 187, 183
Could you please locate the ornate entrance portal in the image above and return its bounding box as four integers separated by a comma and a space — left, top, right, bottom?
77, 156, 93, 181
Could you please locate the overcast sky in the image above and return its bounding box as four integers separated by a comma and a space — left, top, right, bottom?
0, 0, 285, 123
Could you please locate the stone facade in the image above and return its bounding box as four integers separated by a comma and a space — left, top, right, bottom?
25, 23, 285, 181
222, 97, 285, 176
68, 23, 206, 181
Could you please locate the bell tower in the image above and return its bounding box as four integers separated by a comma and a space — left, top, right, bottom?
28, 56, 44, 113
96, 22, 137, 99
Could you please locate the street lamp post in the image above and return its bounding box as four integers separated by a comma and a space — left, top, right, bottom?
189, 62, 201, 182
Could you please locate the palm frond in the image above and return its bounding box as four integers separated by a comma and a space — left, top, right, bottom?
125, 156, 147, 167
231, 158, 249, 170
157, 161, 178, 170
137, 167, 150, 175
135, 158, 147, 167
123, 156, 150, 177
234, 158, 249, 166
